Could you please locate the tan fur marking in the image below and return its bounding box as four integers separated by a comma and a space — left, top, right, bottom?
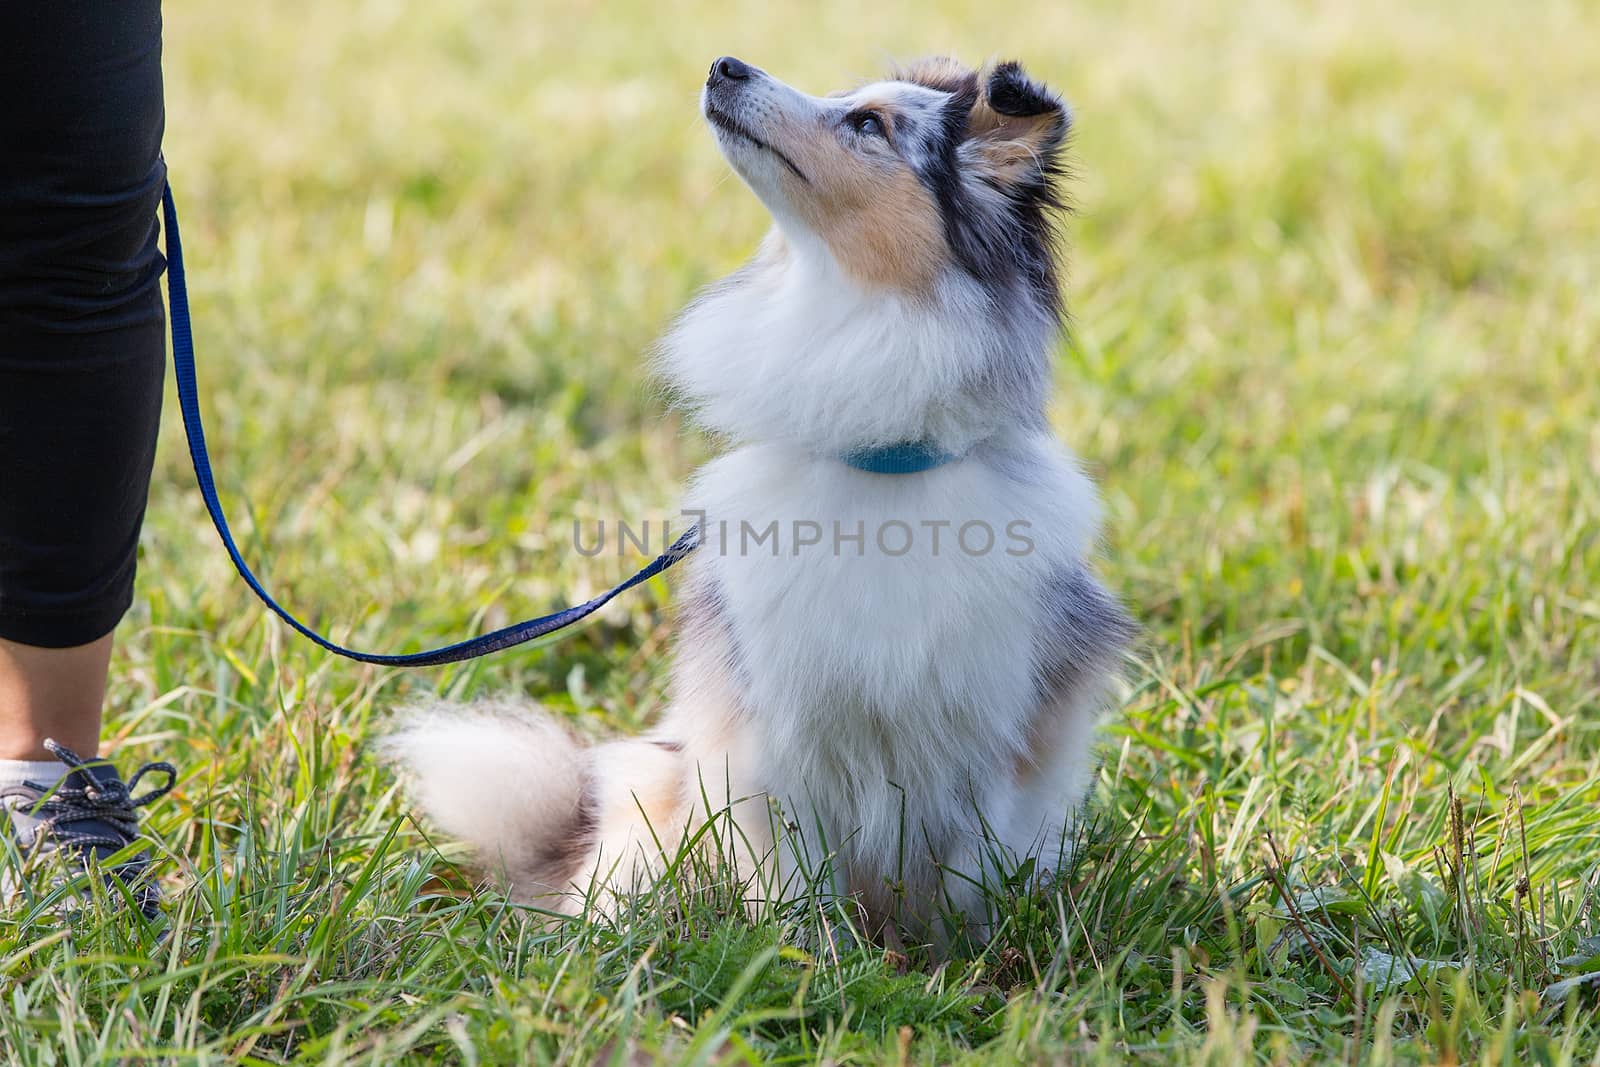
967, 65, 1067, 185
807, 165, 946, 291
1014, 725, 1046, 784
773, 114, 948, 292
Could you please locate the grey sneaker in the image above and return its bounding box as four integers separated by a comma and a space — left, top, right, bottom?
0, 739, 176, 919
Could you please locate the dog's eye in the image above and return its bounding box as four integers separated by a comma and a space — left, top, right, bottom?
848, 110, 886, 138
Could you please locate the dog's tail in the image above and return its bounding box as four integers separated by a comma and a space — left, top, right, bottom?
382, 700, 691, 912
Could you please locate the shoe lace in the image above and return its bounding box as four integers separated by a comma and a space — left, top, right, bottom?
22, 740, 178, 854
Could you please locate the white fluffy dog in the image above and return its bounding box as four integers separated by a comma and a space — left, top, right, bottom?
388, 55, 1132, 947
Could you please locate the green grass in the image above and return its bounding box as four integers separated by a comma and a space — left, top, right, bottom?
4, 0, 1600, 1061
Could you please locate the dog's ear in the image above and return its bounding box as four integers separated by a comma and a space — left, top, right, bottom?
967, 62, 1071, 185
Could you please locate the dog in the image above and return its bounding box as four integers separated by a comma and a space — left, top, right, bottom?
387, 55, 1132, 948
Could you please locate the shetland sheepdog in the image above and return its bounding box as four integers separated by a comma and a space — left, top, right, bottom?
387, 55, 1132, 948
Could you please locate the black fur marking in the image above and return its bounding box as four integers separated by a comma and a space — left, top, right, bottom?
535, 780, 598, 883
1033, 564, 1136, 702
986, 61, 1061, 118
905, 62, 1071, 329
914, 75, 984, 275
676, 565, 757, 698
978, 62, 1072, 326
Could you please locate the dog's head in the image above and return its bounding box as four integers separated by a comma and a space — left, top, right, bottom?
702, 55, 1070, 311
662, 57, 1073, 456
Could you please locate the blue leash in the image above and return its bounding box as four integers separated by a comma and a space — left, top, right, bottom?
161, 182, 697, 666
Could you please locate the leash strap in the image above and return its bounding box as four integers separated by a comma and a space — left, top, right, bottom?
161, 181, 697, 666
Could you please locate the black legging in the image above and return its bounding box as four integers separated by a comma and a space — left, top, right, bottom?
0, 2, 167, 648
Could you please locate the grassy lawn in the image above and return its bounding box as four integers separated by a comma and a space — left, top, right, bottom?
5, 0, 1600, 1062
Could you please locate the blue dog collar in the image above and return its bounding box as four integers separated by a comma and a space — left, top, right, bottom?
838, 440, 959, 475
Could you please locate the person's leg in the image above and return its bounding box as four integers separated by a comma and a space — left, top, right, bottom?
0, 2, 167, 767
0, 2, 175, 917
0, 638, 112, 760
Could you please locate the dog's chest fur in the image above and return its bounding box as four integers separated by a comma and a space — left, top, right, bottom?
684, 436, 1100, 863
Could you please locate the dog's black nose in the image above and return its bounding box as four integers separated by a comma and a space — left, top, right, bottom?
709, 56, 754, 84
